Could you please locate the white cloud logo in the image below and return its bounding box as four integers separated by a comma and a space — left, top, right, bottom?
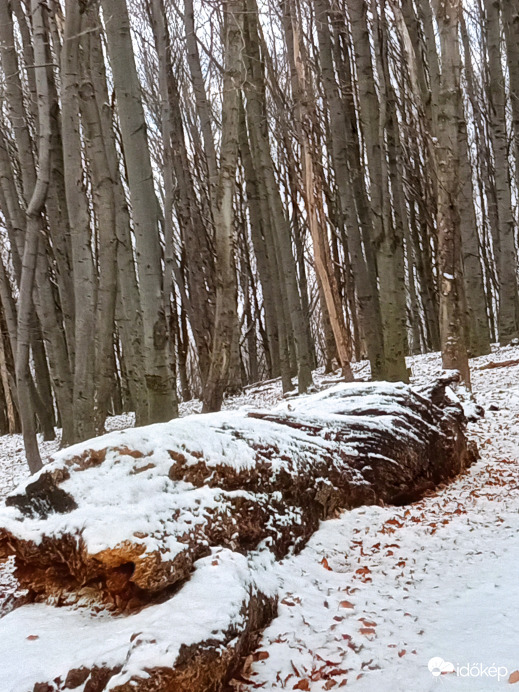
428, 657, 455, 677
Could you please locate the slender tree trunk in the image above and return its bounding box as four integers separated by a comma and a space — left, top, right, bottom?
15, 0, 54, 474
244, 0, 313, 393
85, 4, 149, 427
202, 0, 243, 412
283, 0, 353, 380
62, 0, 96, 442
434, 0, 470, 385
319, 0, 386, 378
485, 0, 519, 342
79, 8, 119, 433
101, 0, 178, 421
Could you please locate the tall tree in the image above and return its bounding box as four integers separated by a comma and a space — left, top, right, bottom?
202, 0, 243, 412
434, 0, 470, 384
100, 0, 178, 422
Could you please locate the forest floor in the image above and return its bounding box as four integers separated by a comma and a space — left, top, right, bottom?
1, 347, 518, 690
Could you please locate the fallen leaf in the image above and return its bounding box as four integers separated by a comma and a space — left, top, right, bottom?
359, 628, 376, 636
26, 635, 39, 641
293, 680, 310, 690
324, 681, 337, 690
321, 557, 333, 571
253, 651, 269, 661
339, 600, 354, 609
291, 661, 301, 677
398, 650, 406, 658
509, 670, 519, 684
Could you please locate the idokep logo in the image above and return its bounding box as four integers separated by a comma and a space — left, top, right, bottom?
428, 657, 455, 677
428, 657, 509, 682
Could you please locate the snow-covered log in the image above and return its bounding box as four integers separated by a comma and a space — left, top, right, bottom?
0, 381, 477, 691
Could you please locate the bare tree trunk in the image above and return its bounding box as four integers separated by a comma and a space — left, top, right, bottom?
485, 0, 519, 343
283, 0, 353, 381
434, 0, 470, 385
79, 9, 118, 434
62, 0, 96, 442
202, 0, 243, 412
101, 0, 178, 422
315, 0, 385, 377
239, 100, 282, 379
15, 0, 53, 473
84, 4, 148, 427
0, 319, 17, 435
243, 0, 313, 393
150, 0, 215, 388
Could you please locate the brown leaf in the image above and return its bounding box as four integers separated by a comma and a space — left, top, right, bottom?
398, 650, 406, 658
291, 661, 301, 677
253, 651, 269, 661
355, 566, 370, 576
359, 628, 376, 636
26, 635, 39, 641
293, 680, 310, 690
321, 557, 332, 571
509, 671, 519, 684
324, 681, 337, 690
339, 600, 354, 609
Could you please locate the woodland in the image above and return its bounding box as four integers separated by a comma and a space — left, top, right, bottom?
0, 0, 517, 472
2, 2, 519, 690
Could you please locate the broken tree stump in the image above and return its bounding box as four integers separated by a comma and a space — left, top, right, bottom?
0, 380, 477, 691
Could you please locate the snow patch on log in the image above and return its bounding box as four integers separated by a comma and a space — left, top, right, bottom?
0, 548, 276, 692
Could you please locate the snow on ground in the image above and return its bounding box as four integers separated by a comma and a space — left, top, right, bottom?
230, 346, 519, 691
0, 347, 518, 689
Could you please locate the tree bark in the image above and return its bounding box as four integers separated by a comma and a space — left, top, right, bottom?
434, 0, 471, 385
202, 0, 243, 412
101, 0, 178, 422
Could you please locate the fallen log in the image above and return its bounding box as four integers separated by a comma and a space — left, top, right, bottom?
0, 549, 277, 692
477, 358, 519, 370
0, 380, 477, 691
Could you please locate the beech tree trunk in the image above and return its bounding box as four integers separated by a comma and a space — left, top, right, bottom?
434, 0, 470, 385
101, 0, 178, 423
202, 0, 243, 412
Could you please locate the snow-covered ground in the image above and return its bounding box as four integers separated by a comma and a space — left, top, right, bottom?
0, 347, 518, 690
231, 347, 519, 691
